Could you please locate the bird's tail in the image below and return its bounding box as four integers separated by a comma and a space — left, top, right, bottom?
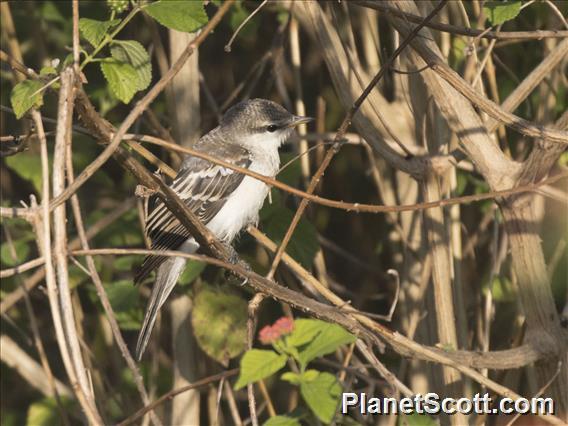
135, 255, 187, 361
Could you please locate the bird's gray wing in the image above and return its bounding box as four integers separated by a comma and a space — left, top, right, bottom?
134, 143, 251, 284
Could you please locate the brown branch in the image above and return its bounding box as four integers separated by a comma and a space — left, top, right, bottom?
52, 67, 102, 422
266, 1, 448, 279
0, 48, 37, 79
246, 294, 264, 426
430, 61, 568, 145
117, 369, 239, 426
0, 256, 45, 278
2, 125, 565, 220
0, 199, 135, 314
65, 132, 160, 423
48, 0, 235, 212
122, 135, 568, 214
30, 107, 102, 424
68, 247, 565, 424
67, 247, 545, 371
486, 38, 568, 134
352, 1, 568, 40
0, 334, 72, 398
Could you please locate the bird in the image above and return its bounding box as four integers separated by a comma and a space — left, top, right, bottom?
134, 99, 312, 360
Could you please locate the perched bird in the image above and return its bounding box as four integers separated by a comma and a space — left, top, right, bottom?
134, 99, 312, 360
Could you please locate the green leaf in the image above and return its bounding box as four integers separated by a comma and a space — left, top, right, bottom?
301, 369, 319, 382
300, 371, 341, 424
113, 255, 139, 271
4, 151, 45, 193
260, 204, 320, 268
100, 59, 139, 103
455, 171, 467, 196
486, 276, 515, 302
103, 280, 142, 330
281, 371, 302, 385
234, 349, 287, 390
286, 319, 324, 348
39, 66, 57, 76
26, 397, 73, 426
298, 321, 356, 368
10, 80, 44, 119
41, 1, 66, 24
398, 413, 437, 426
110, 40, 152, 91
79, 18, 120, 47
264, 416, 301, 426
178, 260, 206, 285
0, 239, 30, 267
483, 1, 522, 26
277, 152, 302, 187
192, 286, 248, 366
105, 280, 139, 312
115, 309, 143, 330
144, 0, 208, 33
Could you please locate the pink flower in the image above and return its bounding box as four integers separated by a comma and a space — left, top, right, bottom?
259, 325, 280, 345
273, 317, 294, 335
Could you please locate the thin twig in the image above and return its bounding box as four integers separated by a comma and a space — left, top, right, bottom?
65, 133, 161, 424
224, 0, 268, 52
31, 108, 101, 424
266, 0, 449, 279
47, 0, 235, 212
352, 1, 568, 40
52, 67, 102, 423
246, 293, 265, 426
117, 369, 239, 426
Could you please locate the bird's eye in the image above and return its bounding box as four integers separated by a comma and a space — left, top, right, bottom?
267, 124, 278, 132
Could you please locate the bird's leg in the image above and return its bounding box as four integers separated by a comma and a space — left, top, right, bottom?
222, 242, 252, 286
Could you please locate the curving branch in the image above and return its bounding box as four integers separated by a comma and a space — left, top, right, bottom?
352, 1, 568, 40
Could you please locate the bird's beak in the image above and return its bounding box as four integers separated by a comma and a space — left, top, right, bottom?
286, 115, 314, 128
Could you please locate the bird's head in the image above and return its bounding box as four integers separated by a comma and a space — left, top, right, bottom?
220, 99, 313, 149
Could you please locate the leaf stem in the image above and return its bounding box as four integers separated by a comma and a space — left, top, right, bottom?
80, 5, 140, 70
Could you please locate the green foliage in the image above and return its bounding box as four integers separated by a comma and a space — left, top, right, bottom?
100, 59, 140, 104
486, 276, 515, 302
104, 280, 142, 330
483, 1, 522, 25
39, 66, 58, 77
261, 201, 320, 268
79, 18, 120, 47
178, 260, 206, 285
105, 280, 138, 311
264, 415, 301, 426
10, 80, 44, 119
296, 320, 356, 369
235, 318, 355, 423
112, 255, 139, 271
192, 286, 248, 366
234, 349, 288, 390
300, 371, 342, 423
26, 397, 73, 426
398, 413, 437, 426
277, 152, 302, 187
0, 238, 30, 267
109, 40, 152, 91
285, 319, 322, 348
4, 151, 46, 194
143, 0, 208, 33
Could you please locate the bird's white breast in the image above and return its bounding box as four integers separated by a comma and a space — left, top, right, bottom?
205, 138, 280, 242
